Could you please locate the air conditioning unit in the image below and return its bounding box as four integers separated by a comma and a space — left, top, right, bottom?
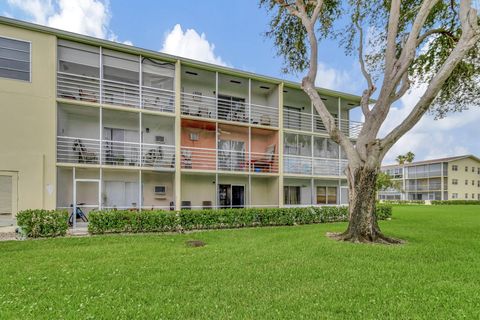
155, 136, 165, 144
154, 185, 166, 195
189, 132, 199, 141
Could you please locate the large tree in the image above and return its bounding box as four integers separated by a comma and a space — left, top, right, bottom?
261, 0, 479, 243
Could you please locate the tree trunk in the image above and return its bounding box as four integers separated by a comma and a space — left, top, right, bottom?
328, 165, 403, 244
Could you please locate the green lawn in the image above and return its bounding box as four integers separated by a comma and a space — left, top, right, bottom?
1, 205, 480, 319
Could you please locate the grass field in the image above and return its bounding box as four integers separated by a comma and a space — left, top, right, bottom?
1, 205, 479, 319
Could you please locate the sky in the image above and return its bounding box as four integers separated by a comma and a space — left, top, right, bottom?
1, 0, 479, 164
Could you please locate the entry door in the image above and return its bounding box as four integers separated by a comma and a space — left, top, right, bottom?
0, 172, 17, 219
218, 184, 231, 208
232, 185, 245, 208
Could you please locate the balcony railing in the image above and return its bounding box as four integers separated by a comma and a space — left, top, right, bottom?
284, 155, 347, 176
181, 146, 279, 173
406, 183, 443, 192
181, 93, 279, 128
57, 136, 175, 169
283, 109, 363, 139
57, 72, 175, 113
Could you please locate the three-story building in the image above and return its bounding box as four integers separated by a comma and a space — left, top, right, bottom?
0, 17, 365, 225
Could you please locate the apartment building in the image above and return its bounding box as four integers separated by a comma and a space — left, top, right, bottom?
0, 17, 365, 225
378, 155, 480, 201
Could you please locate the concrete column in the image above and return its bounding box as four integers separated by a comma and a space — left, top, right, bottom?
174, 60, 181, 211
278, 82, 284, 207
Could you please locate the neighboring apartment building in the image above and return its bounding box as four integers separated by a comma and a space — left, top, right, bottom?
378, 155, 480, 201
0, 17, 365, 225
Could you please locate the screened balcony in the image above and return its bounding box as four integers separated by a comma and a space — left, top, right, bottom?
180, 119, 279, 173
180, 66, 279, 128
283, 87, 363, 138
56, 105, 175, 169
57, 40, 175, 113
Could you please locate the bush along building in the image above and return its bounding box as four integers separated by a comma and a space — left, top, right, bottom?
378, 155, 480, 201
0, 17, 367, 227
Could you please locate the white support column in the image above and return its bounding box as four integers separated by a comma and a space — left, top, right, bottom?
440, 162, 444, 200
139, 55, 143, 108
138, 170, 142, 211
99, 168, 103, 209
174, 60, 181, 211
337, 97, 342, 176
72, 167, 76, 229
248, 78, 252, 125
311, 135, 314, 176
278, 82, 284, 208
215, 122, 219, 171
99, 47, 103, 104
139, 112, 142, 167
99, 106, 103, 166
311, 177, 315, 205
337, 179, 341, 205
248, 174, 252, 208
215, 173, 219, 209
215, 72, 219, 119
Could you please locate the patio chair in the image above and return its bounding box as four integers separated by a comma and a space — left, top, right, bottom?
72, 139, 97, 164
251, 144, 276, 173
144, 146, 164, 167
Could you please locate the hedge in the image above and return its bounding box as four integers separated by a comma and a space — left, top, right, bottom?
16, 209, 69, 238
431, 200, 480, 205
381, 200, 425, 205
88, 204, 392, 235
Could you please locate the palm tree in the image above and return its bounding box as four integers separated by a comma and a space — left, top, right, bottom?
405, 151, 415, 164
396, 155, 406, 165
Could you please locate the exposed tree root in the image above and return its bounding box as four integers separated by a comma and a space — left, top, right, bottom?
326, 231, 405, 245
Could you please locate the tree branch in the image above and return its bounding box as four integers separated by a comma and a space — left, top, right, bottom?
354, 6, 375, 117
384, 0, 401, 75
380, 0, 479, 156
417, 28, 460, 46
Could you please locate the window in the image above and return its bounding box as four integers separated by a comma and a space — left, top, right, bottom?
465, 166, 468, 172
317, 186, 337, 205
0, 36, 30, 81
284, 133, 311, 156
284, 186, 301, 205
472, 180, 475, 186
478, 167, 480, 175
452, 165, 458, 171
478, 181, 480, 187
478, 194, 480, 200
473, 194, 475, 200
473, 167, 476, 173
452, 179, 458, 185
452, 193, 458, 199
465, 193, 468, 199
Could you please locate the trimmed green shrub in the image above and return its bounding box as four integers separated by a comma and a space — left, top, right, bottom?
88, 205, 393, 235
431, 200, 480, 205
16, 209, 69, 238
88, 210, 178, 234
375, 204, 393, 220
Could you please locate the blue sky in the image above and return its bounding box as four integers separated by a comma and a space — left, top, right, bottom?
2, 0, 479, 164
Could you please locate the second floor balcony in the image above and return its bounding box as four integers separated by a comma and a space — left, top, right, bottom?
284, 155, 348, 177
57, 136, 175, 170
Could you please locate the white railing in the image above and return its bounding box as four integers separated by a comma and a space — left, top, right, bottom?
57, 72, 100, 103
142, 144, 175, 169
180, 93, 279, 128
283, 109, 312, 131
181, 147, 216, 171
102, 78, 140, 108
57, 71, 175, 113
57, 136, 100, 164
283, 155, 313, 175
250, 103, 279, 127
142, 86, 175, 113
180, 146, 279, 173
57, 136, 175, 168
283, 108, 364, 139
284, 155, 347, 176
181, 93, 217, 119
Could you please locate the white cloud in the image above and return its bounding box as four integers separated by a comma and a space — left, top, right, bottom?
161, 24, 227, 66
6, 0, 131, 44
315, 62, 351, 91
381, 84, 480, 164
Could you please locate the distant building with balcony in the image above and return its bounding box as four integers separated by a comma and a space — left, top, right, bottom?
0, 17, 365, 225
378, 155, 480, 201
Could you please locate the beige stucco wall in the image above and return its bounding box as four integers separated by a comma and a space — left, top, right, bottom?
0, 24, 56, 213
448, 158, 480, 200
